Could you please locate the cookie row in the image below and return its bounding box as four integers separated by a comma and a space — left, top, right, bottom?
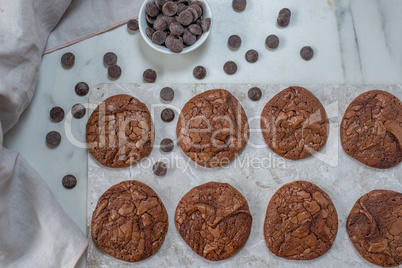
86, 87, 402, 170
91, 180, 402, 267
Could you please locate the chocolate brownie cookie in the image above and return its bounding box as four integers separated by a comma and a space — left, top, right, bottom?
340, 90, 402, 169
175, 182, 252, 261
264, 181, 338, 260
86, 94, 154, 168
347, 190, 402, 267
260, 86, 329, 160
91, 180, 168, 262
176, 89, 249, 167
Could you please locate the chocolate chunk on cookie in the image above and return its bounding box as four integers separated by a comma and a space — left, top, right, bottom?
346, 190, 402, 267
264, 181, 338, 260
86, 94, 154, 168
260, 86, 329, 160
91, 180, 168, 262
175, 182, 252, 261
340, 90, 402, 169
176, 89, 249, 167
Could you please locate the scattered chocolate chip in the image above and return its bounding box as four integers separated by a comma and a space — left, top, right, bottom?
248, 87, 262, 101
50, 107, 65, 122
160, 138, 174, 152
152, 30, 167, 45
161, 108, 175, 122
228, 35, 241, 49
245, 49, 259, 63
72, 103, 86, 119
153, 18, 168, 31
188, 24, 202, 35
183, 30, 196, 46
153, 161, 167, 176
143, 69, 157, 83
61, 52, 75, 68
277, 13, 290, 27
146, 27, 155, 39
266, 35, 279, 49
108, 64, 122, 79
232, 0, 247, 11
103, 52, 118, 66
279, 8, 291, 18
160, 87, 175, 101
300, 46, 314, 61
178, 10, 193, 26
146, 2, 160, 17
127, 19, 139, 31
162, 1, 178, 17
62, 174, 77, 189
46, 131, 61, 146
169, 22, 184, 36
193, 66, 206, 79
201, 18, 211, 32
224, 61, 238, 75
75, 82, 89, 96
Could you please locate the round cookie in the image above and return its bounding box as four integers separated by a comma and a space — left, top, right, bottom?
91, 180, 169, 262
86, 94, 154, 168
175, 182, 252, 261
346, 190, 402, 267
264, 181, 338, 260
340, 90, 402, 169
260, 86, 329, 160
176, 89, 249, 168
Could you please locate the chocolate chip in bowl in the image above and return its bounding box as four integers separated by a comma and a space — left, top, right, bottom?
139, 0, 212, 54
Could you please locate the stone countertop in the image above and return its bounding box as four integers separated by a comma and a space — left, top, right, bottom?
3, 0, 402, 267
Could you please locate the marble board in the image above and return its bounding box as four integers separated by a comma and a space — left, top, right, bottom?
87, 83, 401, 267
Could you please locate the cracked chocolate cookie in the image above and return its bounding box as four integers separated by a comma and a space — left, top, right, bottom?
176, 89, 249, 168
347, 190, 402, 267
86, 94, 154, 168
264, 181, 338, 260
175, 182, 252, 261
91, 180, 169, 262
340, 90, 402, 169
260, 86, 329, 160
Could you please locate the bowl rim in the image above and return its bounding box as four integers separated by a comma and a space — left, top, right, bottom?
138, 0, 213, 55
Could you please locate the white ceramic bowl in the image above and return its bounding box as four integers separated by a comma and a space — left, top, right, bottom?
138, 0, 213, 54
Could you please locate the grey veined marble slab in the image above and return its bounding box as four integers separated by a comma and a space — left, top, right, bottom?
86, 83, 401, 267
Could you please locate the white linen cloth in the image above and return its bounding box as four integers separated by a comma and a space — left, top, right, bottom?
0, 0, 142, 267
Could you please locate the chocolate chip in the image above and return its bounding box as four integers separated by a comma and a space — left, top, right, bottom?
50, 107, 65, 122
266, 35, 279, 49
152, 30, 167, 45
160, 87, 175, 101
232, 0, 247, 11
62, 174, 77, 189
61, 52, 75, 68
183, 30, 196, 46
187, 7, 199, 22
72, 103, 86, 119
108, 64, 122, 79
245, 49, 259, 63
146, 27, 155, 39
190, 4, 202, 18
224, 61, 238, 75
127, 19, 139, 31
160, 138, 174, 152
162, 15, 176, 26
178, 0, 189, 5
153, 18, 168, 31
153, 161, 167, 176
248, 87, 262, 101
279, 8, 291, 18
75, 82, 89, 96
155, 0, 164, 10
161, 108, 175, 122
277, 13, 290, 27
146, 13, 157, 24
193, 66, 206, 79
169, 22, 184, 35
192, 0, 204, 11
170, 38, 184, 53
188, 24, 202, 35
300, 46, 314, 61
146, 2, 159, 17
178, 10, 193, 26
228, 35, 241, 49
201, 18, 211, 33
143, 69, 157, 83
103, 52, 117, 66
162, 1, 177, 16
46, 131, 61, 146
177, 3, 187, 15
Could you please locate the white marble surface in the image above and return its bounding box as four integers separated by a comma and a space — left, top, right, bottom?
3, 0, 402, 267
